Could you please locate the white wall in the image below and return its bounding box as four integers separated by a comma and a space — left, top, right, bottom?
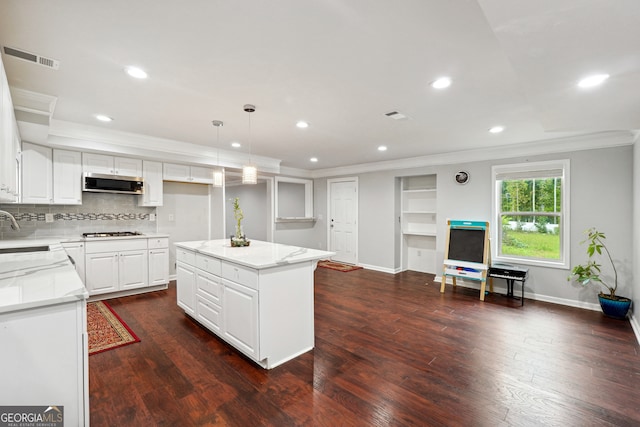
632, 142, 639, 332
157, 182, 211, 276
225, 182, 269, 241
308, 144, 633, 308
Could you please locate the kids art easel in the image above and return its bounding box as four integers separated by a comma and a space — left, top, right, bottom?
440, 220, 492, 301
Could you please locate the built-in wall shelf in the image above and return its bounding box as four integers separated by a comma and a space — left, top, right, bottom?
400, 174, 437, 274
275, 217, 316, 223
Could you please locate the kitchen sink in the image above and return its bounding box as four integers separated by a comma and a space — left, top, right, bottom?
0, 245, 50, 254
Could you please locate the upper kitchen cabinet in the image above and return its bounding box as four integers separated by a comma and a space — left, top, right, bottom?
138, 160, 163, 207
83, 153, 142, 177
21, 142, 53, 203
53, 149, 82, 204
163, 163, 213, 184
21, 143, 83, 205
0, 54, 20, 202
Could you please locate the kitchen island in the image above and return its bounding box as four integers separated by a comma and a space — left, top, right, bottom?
175, 239, 334, 369
0, 241, 89, 426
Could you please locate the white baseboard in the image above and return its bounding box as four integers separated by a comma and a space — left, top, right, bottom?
359, 263, 397, 274
630, 313, 640, 346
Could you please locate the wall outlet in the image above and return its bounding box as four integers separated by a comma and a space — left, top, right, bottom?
45, 213, 54, 223
149, 213, 156, 222
417, 250, 422, 256
168, 214, 175, 222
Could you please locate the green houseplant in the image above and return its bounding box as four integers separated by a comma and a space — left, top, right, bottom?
230, 197, 250, 247
568, 228, 631, 319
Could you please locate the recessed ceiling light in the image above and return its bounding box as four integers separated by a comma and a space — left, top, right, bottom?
95, 114, 113, 122
578, 73, 609, 88
125, 66, 148, 79
489, 126, 504, 134
296, 121, 309, 129
231, 142, 241, 148
310, 157, 318, 162
378, 145, 388, 152
431, 77, 452, 89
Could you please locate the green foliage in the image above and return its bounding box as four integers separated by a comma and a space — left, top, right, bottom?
568, 228, 617, 297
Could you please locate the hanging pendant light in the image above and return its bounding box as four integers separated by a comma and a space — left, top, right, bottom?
242, 104, 258, 184
211, 120, 224, 187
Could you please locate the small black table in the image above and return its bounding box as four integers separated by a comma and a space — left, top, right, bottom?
488, 263, 529, 306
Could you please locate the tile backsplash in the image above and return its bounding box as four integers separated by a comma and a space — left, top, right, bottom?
0, 193, 157, 240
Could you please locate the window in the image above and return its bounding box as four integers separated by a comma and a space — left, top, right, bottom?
492, 159, 570, 268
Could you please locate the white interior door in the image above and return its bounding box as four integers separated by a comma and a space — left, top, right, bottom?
328, 178, 358, 264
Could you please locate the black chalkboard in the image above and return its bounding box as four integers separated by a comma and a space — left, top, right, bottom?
446, 228, 486, 264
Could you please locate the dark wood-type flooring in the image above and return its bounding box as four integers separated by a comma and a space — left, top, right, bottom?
89, 268, 640, 426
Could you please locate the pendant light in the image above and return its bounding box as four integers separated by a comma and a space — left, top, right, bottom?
211, 120, 224, 187
242, 104, 258, 185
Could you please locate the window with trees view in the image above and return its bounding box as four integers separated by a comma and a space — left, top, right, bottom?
492, 160, 570, 268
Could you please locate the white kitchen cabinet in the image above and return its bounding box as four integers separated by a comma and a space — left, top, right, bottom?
0, 299, 89, 426
84, 239, 149, 295
163, 162, 213, 184
53, 149, 82, 204
148, 237, 169, 286
21, 141, 53, 204
83, 153, 142, 177
222, 277, 259, 359
62, 241, 86, 284
0, 54, 20, 203
176, 263, 196, 316
174, 240, 332, 369
85, 252, 119, 294
138, 160, 163, 206
21, 143, 82, 205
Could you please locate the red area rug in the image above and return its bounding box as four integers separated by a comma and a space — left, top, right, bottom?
318, 260, 363, 272
87, 301, 140, 355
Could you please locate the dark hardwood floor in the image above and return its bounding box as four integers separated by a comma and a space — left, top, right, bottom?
89, 268, 640, 426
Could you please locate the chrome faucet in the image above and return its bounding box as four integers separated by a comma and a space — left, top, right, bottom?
0, 210, 20, 231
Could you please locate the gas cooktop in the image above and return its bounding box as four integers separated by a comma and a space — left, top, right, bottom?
82, 231, 144, 238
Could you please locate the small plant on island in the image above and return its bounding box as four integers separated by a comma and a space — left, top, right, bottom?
231, 197, 250, 247
568, 228, 631, 319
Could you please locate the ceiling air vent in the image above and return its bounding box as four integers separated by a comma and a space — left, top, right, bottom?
384, 111, 408, 121
3, 46, 60, 70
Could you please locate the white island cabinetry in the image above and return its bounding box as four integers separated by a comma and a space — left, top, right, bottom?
175, 239, 333, 369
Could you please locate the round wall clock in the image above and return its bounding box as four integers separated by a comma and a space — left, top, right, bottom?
455, 171, 470, 185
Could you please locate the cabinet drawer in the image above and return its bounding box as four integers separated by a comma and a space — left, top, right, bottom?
148, 237, 169, 249
196, 255, 221, 276
196, 295, 222, 334
222, 261, 258, 290
85, 238, 147, 253
196, 270, 221, 304
176, 248, 196, 265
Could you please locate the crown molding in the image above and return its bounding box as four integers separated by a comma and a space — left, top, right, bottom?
47, 120, 281, 174
309, 131, 636, 179
9, 87, 57, 117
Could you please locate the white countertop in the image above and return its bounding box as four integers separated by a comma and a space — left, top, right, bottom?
175, 239, 335, 269
0, 242, 88, 314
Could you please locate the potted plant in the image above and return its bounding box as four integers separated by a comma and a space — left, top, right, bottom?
230, 197, 250, 247
568, 228, 631, 319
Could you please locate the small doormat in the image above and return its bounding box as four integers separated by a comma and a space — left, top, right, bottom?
318, 260, 363, 272
87, 301, 140, 355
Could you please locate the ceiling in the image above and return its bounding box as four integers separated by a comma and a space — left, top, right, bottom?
1, 0, 639, 172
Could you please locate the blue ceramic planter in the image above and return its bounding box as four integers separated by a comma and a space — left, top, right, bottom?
598, 294, 632, 319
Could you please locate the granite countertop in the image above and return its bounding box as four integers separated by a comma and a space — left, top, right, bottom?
0, 242, 88, 314
175, 239, 335, 269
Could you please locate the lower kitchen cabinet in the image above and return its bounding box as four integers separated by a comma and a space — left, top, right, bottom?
83, 236, 169, 297
176, 261, 196, 316
174, 240, 333, 369
0, 299, 89, 426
